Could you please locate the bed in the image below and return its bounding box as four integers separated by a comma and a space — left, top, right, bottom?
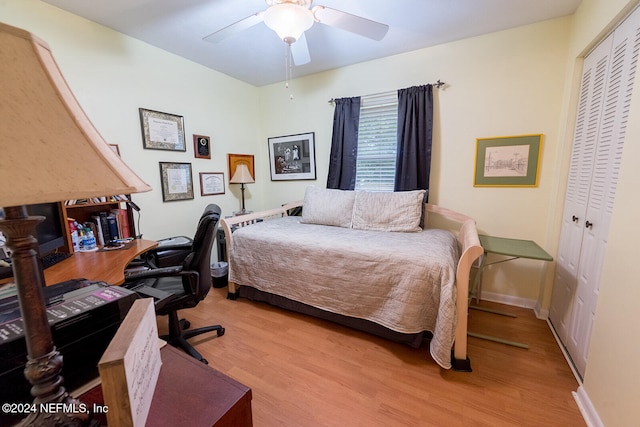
220, 188, 483, 370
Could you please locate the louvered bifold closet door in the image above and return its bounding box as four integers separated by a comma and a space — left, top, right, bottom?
549, 36, 612, 355
550, 6, 640, 379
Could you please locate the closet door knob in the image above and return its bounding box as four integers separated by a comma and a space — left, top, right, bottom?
572, 215, 579, 223
585, 220, 593, 229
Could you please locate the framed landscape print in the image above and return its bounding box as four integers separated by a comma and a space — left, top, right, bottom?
268, 132, 316, 181
474, 134, 543, 187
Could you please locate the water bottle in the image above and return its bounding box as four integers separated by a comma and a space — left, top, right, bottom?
84, 227, 96, 250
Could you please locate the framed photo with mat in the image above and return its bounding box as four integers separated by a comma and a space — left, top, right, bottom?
474, 134, 543, 187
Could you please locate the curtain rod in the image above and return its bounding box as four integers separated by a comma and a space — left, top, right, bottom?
328, 80, 446, 105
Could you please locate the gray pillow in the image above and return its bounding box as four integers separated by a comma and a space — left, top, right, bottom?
352, 190, 425, 232
301, 187, 355, 228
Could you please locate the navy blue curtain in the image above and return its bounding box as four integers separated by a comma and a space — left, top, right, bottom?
327, 97, 360, 190
395, 85, 433, 197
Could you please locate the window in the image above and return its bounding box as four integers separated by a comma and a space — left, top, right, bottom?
355, 91, 398, 191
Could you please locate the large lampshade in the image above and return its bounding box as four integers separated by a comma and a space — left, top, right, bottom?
0, 23, 151, 207
263, 3, 314, 44
0, 22, 150, 426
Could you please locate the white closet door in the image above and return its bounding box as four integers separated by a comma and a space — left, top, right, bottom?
568, 8, 640, 376
549, 36, 612, 345
550, 6, 640, 378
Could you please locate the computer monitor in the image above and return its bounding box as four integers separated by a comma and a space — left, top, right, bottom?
25, 202, 66, 256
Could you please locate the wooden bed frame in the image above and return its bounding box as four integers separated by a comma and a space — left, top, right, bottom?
221, 201, 483, 371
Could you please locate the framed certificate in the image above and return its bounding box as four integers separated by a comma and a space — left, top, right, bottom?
199, 172, 225, 196
159, 162, 194, 201
139, 108, 186, 152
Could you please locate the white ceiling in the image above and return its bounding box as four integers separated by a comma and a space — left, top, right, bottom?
42, 0, 582, 87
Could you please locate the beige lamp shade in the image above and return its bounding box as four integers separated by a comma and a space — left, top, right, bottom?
229, 163, 255, 184
0, 22, 151, 208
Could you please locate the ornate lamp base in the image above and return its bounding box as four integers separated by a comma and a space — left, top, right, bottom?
0, 207, 98, 427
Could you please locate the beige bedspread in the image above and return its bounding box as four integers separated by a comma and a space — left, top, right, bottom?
228, 216, 461, 368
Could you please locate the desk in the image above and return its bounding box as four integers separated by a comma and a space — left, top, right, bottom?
43, 239, 157, 286
80, 345, 253, 426
469, 235, 553, 348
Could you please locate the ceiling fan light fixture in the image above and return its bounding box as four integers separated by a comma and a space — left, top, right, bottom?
263, 3, 314, 44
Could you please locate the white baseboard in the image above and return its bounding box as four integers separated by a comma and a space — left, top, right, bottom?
479, 292, 550, 319
534, 301, 549, 320
573, 386, 604, 427
479, 291, 537, 310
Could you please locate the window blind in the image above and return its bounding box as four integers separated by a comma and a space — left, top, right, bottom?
355, 91, 398, 191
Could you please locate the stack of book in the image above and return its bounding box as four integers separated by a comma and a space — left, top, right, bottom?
87, 208, 131, 246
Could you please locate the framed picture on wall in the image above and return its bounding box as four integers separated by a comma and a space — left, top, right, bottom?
227, 153, 255, 181
139, 108, 186, 152
268, 132, 316, 181
199, 172, 225, 196
159, 162, 194, 201
474, 134, 543, 187
193, 134, 211, 159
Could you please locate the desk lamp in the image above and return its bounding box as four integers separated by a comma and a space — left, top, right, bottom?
0, 23, 151, 426
229, 163, 255, 214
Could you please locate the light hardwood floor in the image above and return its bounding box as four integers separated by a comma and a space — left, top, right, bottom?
159, 288, 585, 426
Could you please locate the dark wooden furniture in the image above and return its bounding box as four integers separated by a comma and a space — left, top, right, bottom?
81, 345, 253, 426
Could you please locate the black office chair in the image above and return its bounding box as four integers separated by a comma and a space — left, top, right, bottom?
129, 204, 221, 270
123, 204, 224, 363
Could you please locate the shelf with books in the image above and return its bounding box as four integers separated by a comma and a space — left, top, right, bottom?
61, 196, 135, 251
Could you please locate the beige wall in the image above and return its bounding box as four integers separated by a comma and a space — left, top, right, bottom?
1, 0, 263, 251
4, 0, 640, 422
259, 18, 573, 306
2, 1, 575, 307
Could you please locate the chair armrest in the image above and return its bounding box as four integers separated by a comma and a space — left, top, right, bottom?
124, 265, 183, 280
157, 235, 192, 246
153, 236, 193, 252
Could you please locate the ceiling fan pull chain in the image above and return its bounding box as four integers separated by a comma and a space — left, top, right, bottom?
284, 42, 289, 89
285, 42, 294, 100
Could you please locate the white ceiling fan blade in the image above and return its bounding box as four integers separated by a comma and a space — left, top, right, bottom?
290, 32, 311, 65
312, 6, 389, 41
203, 12, 264, 43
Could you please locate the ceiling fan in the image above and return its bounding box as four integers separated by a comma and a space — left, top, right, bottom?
203, 0, 389, 66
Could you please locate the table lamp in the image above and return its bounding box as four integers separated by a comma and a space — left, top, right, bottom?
0, 23, 151, 426
229, 163, 255, 214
